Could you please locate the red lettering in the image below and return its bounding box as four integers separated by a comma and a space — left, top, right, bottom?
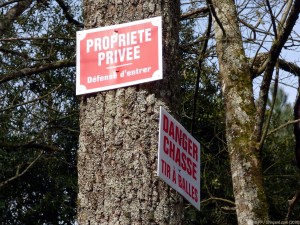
169, 140, 175, 160
178, 174, 183, 188
186, 157, 197, 180
163, 136, 198, 181
181, 151, 187, 171
193, 143, 198, 161
187, 157, 192, 177
163, 115, 169, 133
192, 161, 197, 180
163, 136, 169, 154
188, 138, 192, 156
178, 174, 198, 201
194, 188, 198, 202
169, 121, 174, 139
162, 111, 199, 163
192, 187, 196, 201
175, 126, 182, 146
182, 133, 187, 151
172, 169, 177, 184
175, 146, 180, 165
161, 159, 170, 178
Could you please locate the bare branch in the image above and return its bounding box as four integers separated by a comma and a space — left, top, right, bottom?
239, 18, 257, 40
257, 0, 300, 75
267, 118, 300, 137
192, 10, 212, 134
278, 59, 300, 77
0, 141, 60, 152
201, 197, 236, 206
0, 84, 62, 113
259, 62, 279, 150
207, 0, 226, 37
52, 125, 80, 134
0, 0, 33, 34
265, 0, 278, 39
0, 0, 26, 8
0, 151, 43, 188
55, 0, 83, 28
278, 0, 293, 35
180, 7, 209, 20
0, 59, 75, 84
286, 190, 300, 221
255, 0, 300, 142
250, 53, 300, 78
0, 37, 75, 42
0, 47, 31, 59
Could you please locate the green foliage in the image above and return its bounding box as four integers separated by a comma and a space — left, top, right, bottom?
263, 86, 300, 220
1, 1, 299, 224
0, 0, 80, 224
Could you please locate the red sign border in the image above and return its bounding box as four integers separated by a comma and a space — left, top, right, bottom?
76, 16, 162, 95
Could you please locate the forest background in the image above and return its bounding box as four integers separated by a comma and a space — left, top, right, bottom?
0, 0, 300, 224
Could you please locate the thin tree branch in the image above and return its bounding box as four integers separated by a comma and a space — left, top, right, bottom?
0, 47, 32, 59
265, 0, 278, 39
0, 141, 60, 152
207, 0, 226, 37
250, 53, 300, 78
239, 18, 257, 40
278, 59, 300, 77
257, 0, 300, 75
0, 59, 75, 84
0, 0, 26, 8
192, 10, 212, 134
0, 84, 62, 113
267, 118, 300, 137
0, 151, 43, 188
249, 1, 286, 76
180, 35, 211, 49
0, 0, 33, 34
0, 37, 75, 42
286, 190, 300, 221
256, 0, 297, 76
259, 62, 279, 150
250, 25, 273, 76
200, 197, 236, 206
255, 0, 300, 143
55, 0, 83, 28
180, 7, 209, 20
51, 125, 80, 134
278, 0, 293, 35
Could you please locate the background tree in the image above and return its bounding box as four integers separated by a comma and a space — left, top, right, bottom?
263, 86, 300, 220
180, 0, 300, 224
179, 15, 237, 224
0, 0, 80, 224
1, 0, 300, 224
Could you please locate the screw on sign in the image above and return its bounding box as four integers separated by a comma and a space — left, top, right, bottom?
157, 107, 201, 210
76, 17, 162, 95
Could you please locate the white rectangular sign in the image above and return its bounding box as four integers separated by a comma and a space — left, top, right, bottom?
76, 17, 162, 95
157, 107, 201, 210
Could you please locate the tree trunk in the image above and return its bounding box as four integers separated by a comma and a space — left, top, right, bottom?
210, 1, 269, 224
77, 1, 183, 224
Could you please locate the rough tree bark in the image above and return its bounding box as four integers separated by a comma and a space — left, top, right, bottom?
210, 0, 269, 224
77, 1, 183, 224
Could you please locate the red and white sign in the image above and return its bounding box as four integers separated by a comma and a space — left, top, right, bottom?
76, 17, 162, 95
157, 107, 201, 210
